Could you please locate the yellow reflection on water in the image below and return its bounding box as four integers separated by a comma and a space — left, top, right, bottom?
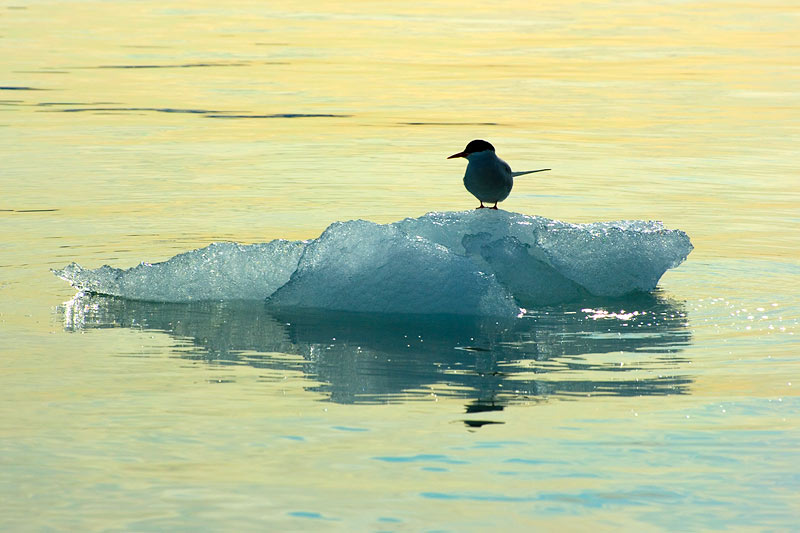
1, 0, 799, 529
4, 0, 797, 251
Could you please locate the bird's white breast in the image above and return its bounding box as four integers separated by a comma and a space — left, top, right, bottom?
463, 151, 514, 203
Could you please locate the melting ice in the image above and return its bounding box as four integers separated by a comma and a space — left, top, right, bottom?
54, 210, 693, 316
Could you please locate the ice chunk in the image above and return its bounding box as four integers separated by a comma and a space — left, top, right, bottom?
54, 210, 692, 314
267, 220, 520, 316
534, 219, 693, 296
54, 240, 307, 302
462, 233, 586, 305
394, 210, 693, 301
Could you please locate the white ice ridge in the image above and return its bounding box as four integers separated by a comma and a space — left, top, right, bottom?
54, 210, 693, 316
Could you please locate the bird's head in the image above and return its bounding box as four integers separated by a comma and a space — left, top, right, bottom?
447, 139, 495, 160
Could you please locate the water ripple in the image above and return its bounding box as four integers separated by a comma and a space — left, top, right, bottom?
207, 113, 351, 119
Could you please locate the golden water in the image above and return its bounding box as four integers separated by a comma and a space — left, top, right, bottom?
1, 1, 798, 530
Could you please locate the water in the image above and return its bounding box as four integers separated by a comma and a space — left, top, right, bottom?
2, 0, 798, 530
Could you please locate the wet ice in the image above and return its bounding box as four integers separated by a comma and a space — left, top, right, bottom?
55, 210, 693, 316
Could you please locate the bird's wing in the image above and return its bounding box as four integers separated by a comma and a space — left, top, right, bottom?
511, 169, 551, 177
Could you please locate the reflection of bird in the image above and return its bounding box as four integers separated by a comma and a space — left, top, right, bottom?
448, 140, 550, 209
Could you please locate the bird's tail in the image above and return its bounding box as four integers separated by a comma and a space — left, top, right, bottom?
511, 168, 551, 177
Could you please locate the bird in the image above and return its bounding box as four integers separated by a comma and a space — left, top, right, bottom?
448, 139, 550, 209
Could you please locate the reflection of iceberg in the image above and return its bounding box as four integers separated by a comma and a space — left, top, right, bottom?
54, 210, 692, 315
59, 293, 692, 406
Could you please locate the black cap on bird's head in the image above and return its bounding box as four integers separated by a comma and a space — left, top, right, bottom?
447, 139, 495, 159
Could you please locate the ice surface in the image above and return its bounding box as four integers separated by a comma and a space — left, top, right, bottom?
395, 212, 693, 300
266, 220, 519, 315
54, 240, 307, 302
55, 210, 693, 316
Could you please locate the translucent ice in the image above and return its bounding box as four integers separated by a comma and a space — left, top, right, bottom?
55, 210, 693, 315
54, 240, 307, 302
394, 211, 693, 300
266, 220, 519, 315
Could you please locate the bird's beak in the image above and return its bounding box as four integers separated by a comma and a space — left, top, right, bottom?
447, 151, 467, 159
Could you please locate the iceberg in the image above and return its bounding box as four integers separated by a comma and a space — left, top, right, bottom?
54, 210, 693, 316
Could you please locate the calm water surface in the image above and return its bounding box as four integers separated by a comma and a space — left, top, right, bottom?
2, 1, 798, 530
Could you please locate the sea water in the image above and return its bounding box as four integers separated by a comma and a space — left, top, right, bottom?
2, 1, 798, 530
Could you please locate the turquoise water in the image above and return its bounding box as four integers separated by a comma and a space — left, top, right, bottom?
2, 1, 799, 530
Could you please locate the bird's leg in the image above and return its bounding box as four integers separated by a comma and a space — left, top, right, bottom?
490, 202, 498, 210
476, 202, 486, 209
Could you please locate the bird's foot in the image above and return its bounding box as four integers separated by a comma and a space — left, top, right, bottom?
476, 204, 487, 209
490, 203, 498, 210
